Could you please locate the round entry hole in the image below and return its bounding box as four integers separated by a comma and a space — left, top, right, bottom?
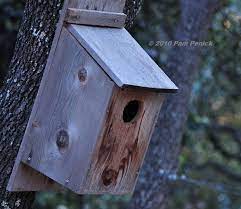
123, 100, 141, 123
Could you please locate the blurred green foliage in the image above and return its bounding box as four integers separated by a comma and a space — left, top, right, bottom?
1, 0, 241, 208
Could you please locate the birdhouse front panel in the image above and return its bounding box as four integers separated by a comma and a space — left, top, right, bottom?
82, 88, 165, 194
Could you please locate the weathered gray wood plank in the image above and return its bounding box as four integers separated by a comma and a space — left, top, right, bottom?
65, 8, 127, 28
68, 0, 126, 13
19, 27, 115, 193
68, 24, 178, 91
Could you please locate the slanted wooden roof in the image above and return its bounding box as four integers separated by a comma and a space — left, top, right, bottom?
68, 24, 178, 92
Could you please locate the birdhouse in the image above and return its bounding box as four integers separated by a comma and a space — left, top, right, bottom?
8, 2, 177, 195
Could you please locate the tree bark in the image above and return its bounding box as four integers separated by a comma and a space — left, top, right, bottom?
0, 0, 141, 208
0, 1, 63, 208
129, 0, 222, 209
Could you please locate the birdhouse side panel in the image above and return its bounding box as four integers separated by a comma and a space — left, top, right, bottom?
81, 88, 165, 194
20, 27, 115, 193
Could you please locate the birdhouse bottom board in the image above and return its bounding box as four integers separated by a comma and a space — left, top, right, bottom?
8, 27, 165, 194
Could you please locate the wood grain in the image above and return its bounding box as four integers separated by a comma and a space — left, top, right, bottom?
82, 88, 165, 194
68, 24, 178, 91
65, 8, 127, 28
68, 0, 126, 13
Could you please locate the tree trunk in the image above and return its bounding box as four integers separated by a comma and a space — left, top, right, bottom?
0, 0, 141, 208
129, 0, 222, 209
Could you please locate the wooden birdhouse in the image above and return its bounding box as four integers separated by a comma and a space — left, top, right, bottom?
8, 0, 177, 195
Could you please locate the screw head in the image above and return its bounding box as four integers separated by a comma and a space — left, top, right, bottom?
26, 151, 33, 163
78, 68, 87, 83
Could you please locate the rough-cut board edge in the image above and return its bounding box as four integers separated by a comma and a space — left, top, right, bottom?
67, 24, 178, 92
65, 8, 127, 28
68, 0, 126, 13
7, 0, 71, 192
7, 163, 63, 192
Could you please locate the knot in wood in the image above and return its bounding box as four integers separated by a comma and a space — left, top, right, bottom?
56, 130, 69, 149
102, 168, 118, 186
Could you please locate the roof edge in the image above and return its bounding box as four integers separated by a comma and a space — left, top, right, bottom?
67, 24, 178, 93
